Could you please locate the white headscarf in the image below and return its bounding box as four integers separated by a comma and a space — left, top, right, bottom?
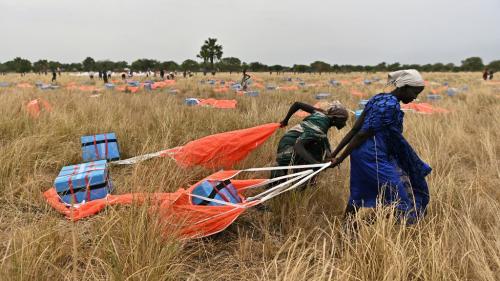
387, 69, 425, 88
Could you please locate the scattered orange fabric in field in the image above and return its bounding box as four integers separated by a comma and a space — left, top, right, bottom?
152, 80, 176, 90
26, 98, 52, 118
350, 89, 366, 98
116, 86, 140, 93
401, 102, 449, 114
17, 83, 33, 88
431, 86, 448, 94
198, 98, 237, 109
252, 82, 264, 89
278, 85, 299, 91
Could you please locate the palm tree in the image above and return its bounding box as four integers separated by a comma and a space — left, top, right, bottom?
197, 38, 223, 75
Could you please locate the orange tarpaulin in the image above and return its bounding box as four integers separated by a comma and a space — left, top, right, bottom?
152, 80, 176, 89
198, 98, 237, 109
252, 82, 264, 89
431, 86, 448, 94
161, 123, 280, 169
485, 81, 500, 85
116, 86, 140, 93
350, 89, 367, 98
44, 170, 266, 239
278, 85, 299, 91
17, 83, 33, 88
66, 84, 101, 92
401, 102, 449, 114
213, 86, 229, 93
26, 99, 52, 118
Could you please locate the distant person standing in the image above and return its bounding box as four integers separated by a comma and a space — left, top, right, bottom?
98, 71, 103, 80
51, 69, 57, 83
183, 70, 187, 78
160, 69, 165, 79
483, 68, 489, 81
103, 70, 109, 83
488, 70, 494, 80
241, 69, 251, 90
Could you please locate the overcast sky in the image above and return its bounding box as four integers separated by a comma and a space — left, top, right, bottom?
1, 0, 499, 66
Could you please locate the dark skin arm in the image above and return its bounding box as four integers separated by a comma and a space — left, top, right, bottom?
330, 110, 374, 166
293, 139, 320, 164
330, 109, 367, 157
280, 102, 319, 127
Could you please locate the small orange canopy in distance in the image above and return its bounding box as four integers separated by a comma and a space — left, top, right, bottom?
26, 98, 52, 118
350, 89, 366, 98
198, 98, 237, 109
401, 102, 449, 114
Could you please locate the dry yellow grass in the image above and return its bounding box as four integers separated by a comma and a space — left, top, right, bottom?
0, 72, 498, 280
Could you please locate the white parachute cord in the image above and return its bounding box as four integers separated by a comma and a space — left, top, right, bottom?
242, 163, 328, 172
246, 169, 314, 201
238, 169, 314, 191
187, 193, 245, 208
259, 162, 331, 202
112, 147, 180, 165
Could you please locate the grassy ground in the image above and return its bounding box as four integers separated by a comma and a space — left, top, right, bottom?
0, 72, 498, 280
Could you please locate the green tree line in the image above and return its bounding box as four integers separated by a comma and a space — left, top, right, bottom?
1, 56, 498, 74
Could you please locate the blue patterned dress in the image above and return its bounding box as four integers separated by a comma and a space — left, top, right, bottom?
349, 93, 432, 222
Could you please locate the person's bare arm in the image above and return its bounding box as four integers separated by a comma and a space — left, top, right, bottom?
331, 130, 374, 167
280, 102, 318, 127
330, 109, 367, 157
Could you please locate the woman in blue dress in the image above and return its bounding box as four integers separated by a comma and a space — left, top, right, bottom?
330, 70, 432, 223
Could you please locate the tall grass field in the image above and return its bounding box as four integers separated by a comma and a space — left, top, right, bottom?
0, 72, 498, 280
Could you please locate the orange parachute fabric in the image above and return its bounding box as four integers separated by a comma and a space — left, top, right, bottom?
213, 86, 229, 93
161, 123, 280, 169
26, 98, 52, 118
198, 98, 237, 109
116, 86, 140, 93
17, 83, 33, 89
431, 86, 448, 95
401, 102, 449, 114
350, 89, 366, 98
43, 170, 266, 239
152, 80, 176, 89
278, 85, 299, 91
252, 82, 264, 89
